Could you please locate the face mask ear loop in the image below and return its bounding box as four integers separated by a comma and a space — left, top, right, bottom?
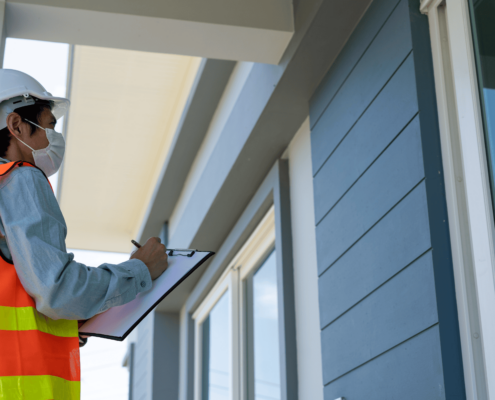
24, 119, 45, 131
14, 135, 35, 152
11, 119, 37, 152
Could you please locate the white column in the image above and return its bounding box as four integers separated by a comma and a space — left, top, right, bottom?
287, 117, 324, 400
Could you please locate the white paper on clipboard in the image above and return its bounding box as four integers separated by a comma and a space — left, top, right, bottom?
79, 250, 214, 341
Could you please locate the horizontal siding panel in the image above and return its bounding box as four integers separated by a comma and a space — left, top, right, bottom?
313, 53, 418, 223
310, 0, 402, 127
311, 0, 412, 174
324, 326, 445, 399
318, 182, 431, 328
316, 116, 424, 274
321, 252, 438, 384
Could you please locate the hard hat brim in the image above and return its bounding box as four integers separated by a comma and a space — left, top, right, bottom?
0, 91, 70, 130
8, 89, 70, 120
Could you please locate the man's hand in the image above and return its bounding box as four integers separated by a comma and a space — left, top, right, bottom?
130, 237, 168, 280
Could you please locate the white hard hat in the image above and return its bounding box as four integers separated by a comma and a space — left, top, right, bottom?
0, 69, 70, 130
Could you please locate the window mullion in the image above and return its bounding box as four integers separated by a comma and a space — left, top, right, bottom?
230, 269, 241, 400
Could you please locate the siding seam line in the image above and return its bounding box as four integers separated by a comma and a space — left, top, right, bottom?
320, 247, 433, 331
313, 49, 414, 178
322, 322, 440, 386
315, 108, 420, 226
318, 177, 426, 277
310, 0, 403, 131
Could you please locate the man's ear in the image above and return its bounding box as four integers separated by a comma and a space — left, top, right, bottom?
6, 113, 22, 137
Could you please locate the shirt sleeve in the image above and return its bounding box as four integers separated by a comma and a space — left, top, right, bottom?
0, 166, 153, 320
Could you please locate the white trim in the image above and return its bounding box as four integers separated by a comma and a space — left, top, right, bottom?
230, 270, 241, 400
192, 207, 275, 400
56, 43, 75, 201
422, 0, 495, 398
287, 117, 324, 400
238, 208, 276, 280
192, 273, 230, 324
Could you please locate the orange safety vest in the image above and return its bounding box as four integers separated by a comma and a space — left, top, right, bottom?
0, 161, 80, 400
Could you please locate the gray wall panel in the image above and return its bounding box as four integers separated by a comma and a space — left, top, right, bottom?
315, 116, 424, 274
318, 182, 431, 328
310, 0, 401, 127
313, 53, 419, 223
311, 0, 413, 173
152, 312, 180, 400
324, 326, 445, 399
321, 252, 438, 383
310, 0, 464, 396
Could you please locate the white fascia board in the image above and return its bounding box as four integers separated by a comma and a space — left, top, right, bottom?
5, 1, 294, 64
7, 0, 294, 31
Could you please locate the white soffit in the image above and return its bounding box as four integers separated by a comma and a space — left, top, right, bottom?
60, 45, 201, 252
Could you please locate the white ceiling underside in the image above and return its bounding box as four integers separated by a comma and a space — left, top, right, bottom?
60, 45, 201, 252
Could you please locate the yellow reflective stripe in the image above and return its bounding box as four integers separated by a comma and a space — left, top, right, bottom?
0, 375, 80, 400
0, 306, 78, 338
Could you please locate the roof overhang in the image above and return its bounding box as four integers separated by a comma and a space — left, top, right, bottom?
4, 0, 294, 64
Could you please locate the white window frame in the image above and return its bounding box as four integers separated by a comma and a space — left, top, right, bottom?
420, 0, 495, 398
192, 206, 276, 400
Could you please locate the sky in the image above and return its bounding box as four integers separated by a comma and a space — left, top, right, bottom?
3, 38, 130, 400
3, 38, 69, 194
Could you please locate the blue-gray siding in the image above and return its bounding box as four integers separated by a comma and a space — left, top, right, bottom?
310, 0, 465, 398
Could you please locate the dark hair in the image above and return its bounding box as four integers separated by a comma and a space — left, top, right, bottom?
0, 99, 53, 158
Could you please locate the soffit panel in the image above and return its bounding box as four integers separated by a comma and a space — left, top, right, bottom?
60, 45, 201, 252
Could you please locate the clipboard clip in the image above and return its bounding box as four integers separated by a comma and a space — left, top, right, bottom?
168, 249, 196, 257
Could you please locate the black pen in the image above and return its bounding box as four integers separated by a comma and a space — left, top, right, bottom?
131, 240, 196, 257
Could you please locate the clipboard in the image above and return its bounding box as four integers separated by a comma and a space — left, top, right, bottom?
79, 249, 215, 341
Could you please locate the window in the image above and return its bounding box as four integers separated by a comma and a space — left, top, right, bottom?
193, 207, 279, 400
202, 292, 230, 400
469, 0, 495, 210
247, 250, 281, 400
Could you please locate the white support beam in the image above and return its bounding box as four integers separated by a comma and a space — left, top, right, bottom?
4, 0, 294, 64
0, 0, 6, 68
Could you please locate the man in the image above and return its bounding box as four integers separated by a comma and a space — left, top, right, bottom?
0, 69, 168, 399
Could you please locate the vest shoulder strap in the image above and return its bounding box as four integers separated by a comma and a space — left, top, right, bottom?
0, 161, 52, 190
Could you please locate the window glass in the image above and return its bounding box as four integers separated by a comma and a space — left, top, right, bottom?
469, 0, 495, 209
202, 292, 230, 400
252, 251, 281, 400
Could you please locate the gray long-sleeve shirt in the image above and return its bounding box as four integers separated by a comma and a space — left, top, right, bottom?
0, 158, 152, 320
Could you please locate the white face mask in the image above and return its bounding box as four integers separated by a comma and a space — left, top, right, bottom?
14, 119, 65, 177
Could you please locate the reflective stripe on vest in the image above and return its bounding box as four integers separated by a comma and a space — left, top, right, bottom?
0, 161, 80, 400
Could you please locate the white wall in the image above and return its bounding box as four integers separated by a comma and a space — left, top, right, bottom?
287, 117, 324, 400
169, 61, 254, 239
